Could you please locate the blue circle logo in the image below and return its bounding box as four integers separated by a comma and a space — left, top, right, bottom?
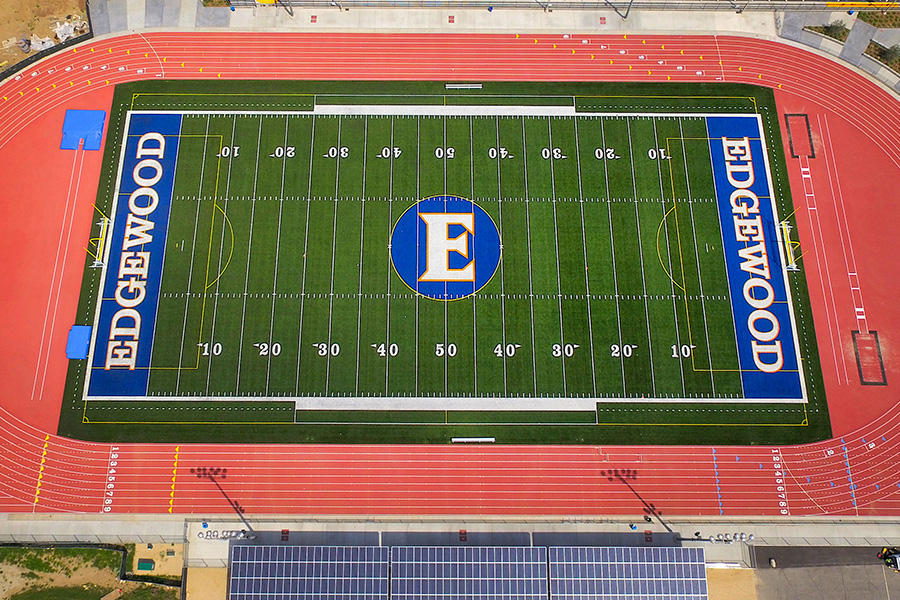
390, 196, 501, 301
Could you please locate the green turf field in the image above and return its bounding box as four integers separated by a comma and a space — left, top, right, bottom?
60, 81, 829, 445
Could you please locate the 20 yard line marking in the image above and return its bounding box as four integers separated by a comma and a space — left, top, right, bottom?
265, 114, 291, 394
234, 115, 264, 392
626, 116, 657, 395
600, 117, 627, 392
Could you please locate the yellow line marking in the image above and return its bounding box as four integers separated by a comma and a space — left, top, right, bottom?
169, 445, 179, 513
33, 434, 50, 505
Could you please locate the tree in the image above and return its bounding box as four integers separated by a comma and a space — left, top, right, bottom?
880, 44, 900, 64
822, 20, 847, 38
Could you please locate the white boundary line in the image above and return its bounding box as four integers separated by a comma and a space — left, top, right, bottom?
82, 109, 810, 408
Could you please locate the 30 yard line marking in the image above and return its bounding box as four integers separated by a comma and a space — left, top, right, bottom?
626, 116, 657, 395
324, 115, 344, 396
600, 117, 627, 392
547, 116, 568, 395
573, 117, 598, 396
294, 115, 316, 396
354, 116, 369, 396
520, 117, 538, 397
265, 114, 291, 394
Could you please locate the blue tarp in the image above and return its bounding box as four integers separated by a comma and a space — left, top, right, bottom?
60, 109, 106, 150
66, 325, 92, 359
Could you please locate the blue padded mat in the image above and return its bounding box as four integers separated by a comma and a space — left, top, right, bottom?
60, 109, 106, 151
66, 325, 92, 359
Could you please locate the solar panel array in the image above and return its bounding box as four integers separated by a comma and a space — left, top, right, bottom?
548, 546, 708, 600
228, 545, 708, 600
391, 546, 548, 600
229, 545, 390, 600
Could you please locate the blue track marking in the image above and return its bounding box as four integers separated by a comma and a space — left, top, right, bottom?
706, 116, 803, 400
87, 113, 182, 397
60, 109, 106, 151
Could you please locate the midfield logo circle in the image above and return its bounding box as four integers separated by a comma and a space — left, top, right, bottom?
390, 196, 501, 301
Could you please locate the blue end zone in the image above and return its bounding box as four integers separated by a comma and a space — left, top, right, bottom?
60, 109, 107, 151
87, 113, 182, 397
707, 116, 803, 400
66, 326, 92, 359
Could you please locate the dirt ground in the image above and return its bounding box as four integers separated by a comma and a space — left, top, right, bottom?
708, 567, 758, 600
132, 543, 184, 577
0, 0, 88, 74
0, 558, 177, 599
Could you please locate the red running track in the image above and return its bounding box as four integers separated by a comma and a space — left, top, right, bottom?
1, 32, 899, 517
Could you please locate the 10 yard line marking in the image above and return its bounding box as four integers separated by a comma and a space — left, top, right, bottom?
173, 114, 210, 394
654, 117, 687, 398
200, 115, 237, 396
234, 116, 264, 392
676, 117, 715, 395
294, 115, 316, 396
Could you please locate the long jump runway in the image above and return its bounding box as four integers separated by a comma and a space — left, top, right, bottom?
0, 32, 899, 517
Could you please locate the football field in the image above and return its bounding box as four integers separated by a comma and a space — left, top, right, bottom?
62, 81, 828, 445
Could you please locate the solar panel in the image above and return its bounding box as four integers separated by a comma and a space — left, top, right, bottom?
548, 546, 708, 600
391, 546, 548, 600
229, 545, 390, 600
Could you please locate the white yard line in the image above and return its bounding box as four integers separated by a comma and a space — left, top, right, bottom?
600, 117, 627, 393
384, 116, 395, 396
520, 118, 538, 397
656, 117, 687, 398
265, 115, 291, 394
625, 117, 656, 396
495, 117, 508, 396
324, 115, 344, 396
547, 116, 568, 396
573, 117, 598, 397
294, 115, 316, 396
354, 116, 369, 396
677, 117, 716, 397
234, 116, 264, 392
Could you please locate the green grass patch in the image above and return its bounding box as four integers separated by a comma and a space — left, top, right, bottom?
805, 21, 851, 43
857, 11, 900, 28
83, 400, 295, 424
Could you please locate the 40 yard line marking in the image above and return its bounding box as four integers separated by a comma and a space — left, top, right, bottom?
384, 116, 395, 396
495, 116, 508, 396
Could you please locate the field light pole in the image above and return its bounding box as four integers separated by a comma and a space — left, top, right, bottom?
613, 471, 675, 534
192, 467, 257, 538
